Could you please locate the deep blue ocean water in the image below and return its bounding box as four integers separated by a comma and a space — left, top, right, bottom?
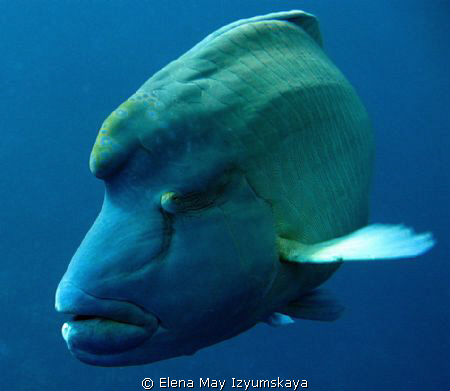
1, 1, 448, 390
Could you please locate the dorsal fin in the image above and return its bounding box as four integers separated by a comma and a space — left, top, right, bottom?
279, 10, 323, 47
199, 10, 323, 49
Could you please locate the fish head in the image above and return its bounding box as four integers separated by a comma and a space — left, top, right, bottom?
55, 9, 358, 366
55, 96, 280, 366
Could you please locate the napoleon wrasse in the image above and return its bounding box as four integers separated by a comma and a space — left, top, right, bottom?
55, 10, 434, 366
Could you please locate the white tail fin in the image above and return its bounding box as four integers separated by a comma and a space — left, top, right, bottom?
285, 224, 435, 264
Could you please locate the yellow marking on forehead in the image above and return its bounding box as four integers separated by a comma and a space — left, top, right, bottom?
89, 90, 167, 177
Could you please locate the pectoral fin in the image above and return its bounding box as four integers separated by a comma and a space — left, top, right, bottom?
278, 224, 435, 264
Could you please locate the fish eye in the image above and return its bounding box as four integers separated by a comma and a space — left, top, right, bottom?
159, 169, 235, 214
160, 191, 182, 214
160, 189, 217, 214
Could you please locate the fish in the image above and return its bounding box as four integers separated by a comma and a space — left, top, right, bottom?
55, 10, 434, 366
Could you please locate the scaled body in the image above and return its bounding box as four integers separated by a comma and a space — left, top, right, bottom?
56, 10, 433, 366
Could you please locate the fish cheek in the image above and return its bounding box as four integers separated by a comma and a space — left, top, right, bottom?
152, 178, 278, 332
214, 185, 280, 299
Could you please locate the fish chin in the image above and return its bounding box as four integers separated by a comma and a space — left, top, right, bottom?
64, 325, 200, 367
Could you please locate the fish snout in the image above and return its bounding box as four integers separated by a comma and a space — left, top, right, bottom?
61, 200, 169, 289
55, 281, 159, 355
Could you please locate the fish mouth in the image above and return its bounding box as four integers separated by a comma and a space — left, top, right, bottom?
56, 281, 160, 356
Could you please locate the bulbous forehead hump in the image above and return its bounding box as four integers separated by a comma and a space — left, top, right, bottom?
89, 90, 168, 178
89, 11, 324, 179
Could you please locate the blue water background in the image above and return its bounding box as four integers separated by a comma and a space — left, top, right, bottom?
1, 1, 448, 390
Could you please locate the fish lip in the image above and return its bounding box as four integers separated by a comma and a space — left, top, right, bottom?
63, 321, 168, 362
55, 280, 158, 328
56, 281, 161, 356
61, 318, 158, 356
